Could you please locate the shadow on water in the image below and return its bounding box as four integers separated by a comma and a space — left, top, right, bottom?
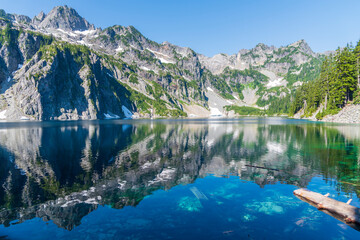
0, 118, 359, 232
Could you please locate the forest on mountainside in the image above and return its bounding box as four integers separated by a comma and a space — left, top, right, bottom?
268, 41, 360, 119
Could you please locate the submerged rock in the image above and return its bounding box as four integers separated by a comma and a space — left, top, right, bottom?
178, 196, 202, 212
245, 201, 284, 215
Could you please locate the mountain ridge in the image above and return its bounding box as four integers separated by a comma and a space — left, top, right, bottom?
0, 6, 326, 120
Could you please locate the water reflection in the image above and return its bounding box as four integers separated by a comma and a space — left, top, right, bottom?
0, 119, 359, 230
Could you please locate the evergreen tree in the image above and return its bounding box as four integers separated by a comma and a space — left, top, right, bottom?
336, 46, 356, 104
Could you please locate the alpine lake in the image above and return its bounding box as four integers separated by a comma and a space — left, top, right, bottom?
0, 117, 359, 239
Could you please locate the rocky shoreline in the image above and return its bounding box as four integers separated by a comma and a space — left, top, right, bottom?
2, 104, 360, 123
321, 104, 360, 123
292, 104, 360, 124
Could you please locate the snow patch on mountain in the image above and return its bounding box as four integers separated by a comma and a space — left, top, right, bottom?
74, 29, 96, 35
116, 46, 124, 52
0, 110, 7, 119
146, 48, 175, 64
158, 57, 172, 64
140, 66, 150, 71
266, 78, 287, 88
121, 106, 133, 119
209, 107, 223, 117
104, 113, 120, 119
56, 28, 77, 37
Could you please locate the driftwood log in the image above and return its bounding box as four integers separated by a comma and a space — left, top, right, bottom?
294, 188, 360, 231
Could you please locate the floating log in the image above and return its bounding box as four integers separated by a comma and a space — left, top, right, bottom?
294, 188, 360, 231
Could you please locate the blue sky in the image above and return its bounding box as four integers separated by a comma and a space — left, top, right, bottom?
2, 0, 360, 56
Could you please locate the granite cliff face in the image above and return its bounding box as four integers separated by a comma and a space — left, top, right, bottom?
0, 6, 325, 120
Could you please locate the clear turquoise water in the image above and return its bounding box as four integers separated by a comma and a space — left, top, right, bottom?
0, 118, 359, 239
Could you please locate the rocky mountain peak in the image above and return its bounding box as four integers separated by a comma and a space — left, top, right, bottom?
254, 43, 268, 50
252, 42, 275, 54
289, 39, 315, 56
32, 11, 46, 25
35, 5, 95, 31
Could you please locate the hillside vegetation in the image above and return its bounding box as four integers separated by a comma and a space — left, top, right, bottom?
289, 41, 360, 119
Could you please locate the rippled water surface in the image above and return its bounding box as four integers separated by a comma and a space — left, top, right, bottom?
0, 118, 360, 239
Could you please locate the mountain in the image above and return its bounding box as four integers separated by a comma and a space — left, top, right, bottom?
0, 6, 325, 120
34, 5, 95, 31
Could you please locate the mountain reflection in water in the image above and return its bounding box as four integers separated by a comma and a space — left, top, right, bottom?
0, 118, 359, 232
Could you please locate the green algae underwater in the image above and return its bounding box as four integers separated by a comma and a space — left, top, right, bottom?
0, 118, 359, 239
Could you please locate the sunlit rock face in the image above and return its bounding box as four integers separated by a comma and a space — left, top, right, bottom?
36, 6, 95, 31
0, 119, 359, 230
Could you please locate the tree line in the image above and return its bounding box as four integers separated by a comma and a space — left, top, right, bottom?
277, 41, 360, 119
